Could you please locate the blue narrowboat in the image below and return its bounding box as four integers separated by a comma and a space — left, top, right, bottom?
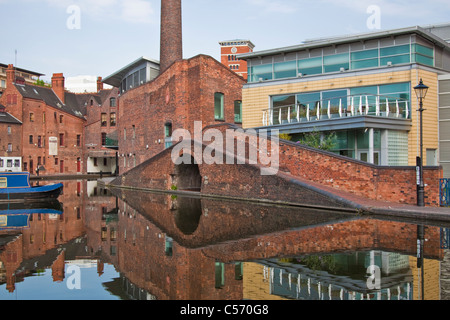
0, 172, 63, 202
0, 200, 63, 229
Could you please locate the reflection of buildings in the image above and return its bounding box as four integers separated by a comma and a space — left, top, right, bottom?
243, 251, 416, 300
0, 180, 85, 292
100, 186, 446, 300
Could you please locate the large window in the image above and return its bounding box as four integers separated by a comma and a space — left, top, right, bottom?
380, 44, 410, 66
214, 93, 224, 120
274, 61, 297, 79
323, 53, 349, 73
298, 57, 322, 76
120, 67, 147, 93
248, 42, 434, 83
250, 64, 273, 82
412, 44, 434, 66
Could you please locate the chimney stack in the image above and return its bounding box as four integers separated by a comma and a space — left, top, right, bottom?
6, 64, 15, 86
97, 77, 103, 92
160, 0, 183, 73
51, 73, 65, 104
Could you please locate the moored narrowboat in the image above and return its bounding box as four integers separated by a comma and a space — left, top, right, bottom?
0, 172, 63, 202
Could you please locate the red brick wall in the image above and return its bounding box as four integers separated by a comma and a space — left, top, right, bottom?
276, 139, 442, 206
0, 122, 21, 157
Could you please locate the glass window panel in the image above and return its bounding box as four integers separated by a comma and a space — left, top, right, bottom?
380, 55, 410, 65
296, 92, 321, 108
234, 100, 242, 123
374, 129, 381, 149
298, 57, 322, 76
413, 54, 434, 66
351, 49, 378, 60
251, 64, 273, 81
414, 44, 434, 57
323, 53, 349, 73
350, 86, 378, 96
357, 130, 369, 149
380, 45, 410, 57
274, 61, 297, 79
139, 68, 146, 84
351, 59, 379, 70
214, 93, 224, 120
322, 90, 348, 108
379, 83, 410, 95
133, 72, 139, 88
273, 95, 295, 108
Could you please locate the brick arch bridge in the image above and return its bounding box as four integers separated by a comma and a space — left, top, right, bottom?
110, 123, 442, 212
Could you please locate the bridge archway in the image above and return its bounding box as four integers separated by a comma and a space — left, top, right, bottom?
173, 156, 202, 192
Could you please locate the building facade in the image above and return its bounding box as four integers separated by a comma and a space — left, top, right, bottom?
239, 26, 450, 169
0, 104, 22, 172
104, 54, 245, 174
0, 65, 86, 175
83, 78, 120, 175
219, 40, 255, 80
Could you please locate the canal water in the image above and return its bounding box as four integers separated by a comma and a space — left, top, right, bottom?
0, 179, 449, 301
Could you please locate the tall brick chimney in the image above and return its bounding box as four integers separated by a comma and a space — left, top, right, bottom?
97, 77, 103, 92
160, 0, 183, 73
52, 73, 65, 104
6, 64, 15, 86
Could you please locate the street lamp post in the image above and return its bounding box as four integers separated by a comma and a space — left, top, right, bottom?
414, 79, 429, 207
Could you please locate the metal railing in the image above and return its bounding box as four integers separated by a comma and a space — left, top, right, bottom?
262, 94, 410, 127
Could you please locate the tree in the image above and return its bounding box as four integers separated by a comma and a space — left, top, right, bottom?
297, 129, 337, 151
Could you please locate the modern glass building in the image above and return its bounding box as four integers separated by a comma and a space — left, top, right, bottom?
239, 25, 450, 167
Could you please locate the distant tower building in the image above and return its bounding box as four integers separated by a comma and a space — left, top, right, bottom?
219, 40, 255, 80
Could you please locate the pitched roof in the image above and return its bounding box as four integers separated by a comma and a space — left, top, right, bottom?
14, 84, 85, 119
0, 105, 22, 124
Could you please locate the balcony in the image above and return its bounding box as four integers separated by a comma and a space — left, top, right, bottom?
260, 94, 412, 133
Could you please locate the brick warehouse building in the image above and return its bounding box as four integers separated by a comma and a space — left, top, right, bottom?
83, 78, 120, 175
0, 64, 120, 175
104, 0, 246, 174
0, 65, 86, 174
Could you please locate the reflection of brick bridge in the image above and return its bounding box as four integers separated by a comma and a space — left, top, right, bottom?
111, 188, 443, 263
107, 189, 444, 300
110, 123, 442, 212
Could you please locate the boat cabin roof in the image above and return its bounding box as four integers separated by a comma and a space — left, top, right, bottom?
0, 172, 31, 188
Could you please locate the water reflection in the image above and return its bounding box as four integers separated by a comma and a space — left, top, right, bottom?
0, 179, 449, 300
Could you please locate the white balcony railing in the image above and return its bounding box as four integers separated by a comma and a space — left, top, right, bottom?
262, 94, 410, 127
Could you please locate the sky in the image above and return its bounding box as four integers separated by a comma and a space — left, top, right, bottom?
1, 0, 450, 92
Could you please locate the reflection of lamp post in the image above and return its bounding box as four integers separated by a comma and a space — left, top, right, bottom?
414, 79, 429, 207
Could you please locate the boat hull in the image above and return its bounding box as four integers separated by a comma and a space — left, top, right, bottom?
0, 183, 63, 202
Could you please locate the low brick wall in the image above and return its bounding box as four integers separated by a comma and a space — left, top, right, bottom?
277, 139, 442, 206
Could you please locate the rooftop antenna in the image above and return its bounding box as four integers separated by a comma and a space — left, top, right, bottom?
15, 49, 17, 67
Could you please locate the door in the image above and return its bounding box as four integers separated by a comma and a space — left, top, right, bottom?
77, 158, 81, 173
60, 160, 64, 173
